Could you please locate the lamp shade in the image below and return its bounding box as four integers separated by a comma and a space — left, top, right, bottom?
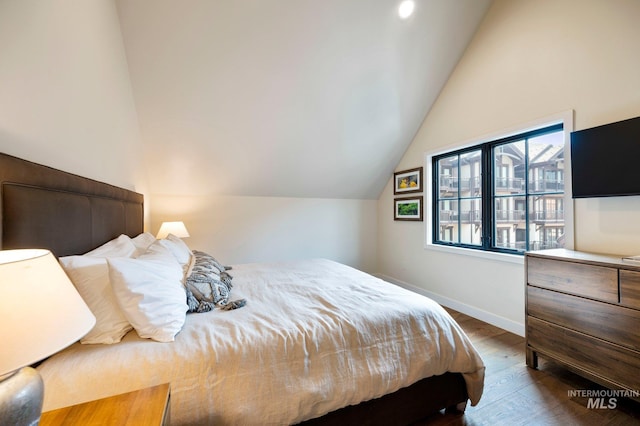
156, 221, 190, 239
0, 249, 96, 377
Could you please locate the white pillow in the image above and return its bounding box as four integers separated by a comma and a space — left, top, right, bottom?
131, 232, 157, 256
85, 234, 137, 258
159, 234, 195, 278
108, 241, 188, 342
59, 256, 133, 344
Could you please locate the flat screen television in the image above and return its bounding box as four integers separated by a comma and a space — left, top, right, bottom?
570, 116, 640, 198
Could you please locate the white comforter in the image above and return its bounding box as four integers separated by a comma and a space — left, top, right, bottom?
39, 259, 484, 425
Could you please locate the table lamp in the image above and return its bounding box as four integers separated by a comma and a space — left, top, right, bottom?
0, 249, 96, 426
156, 221, 190, 239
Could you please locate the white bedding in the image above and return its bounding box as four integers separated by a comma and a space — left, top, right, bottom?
39, 259, 484, 425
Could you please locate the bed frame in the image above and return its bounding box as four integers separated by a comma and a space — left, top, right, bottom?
0, 152, 468, 425
0, 153, 143, 256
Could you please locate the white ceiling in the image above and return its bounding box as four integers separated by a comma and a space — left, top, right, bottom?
116, 0, 492, 199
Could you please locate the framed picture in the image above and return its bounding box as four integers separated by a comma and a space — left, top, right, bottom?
393, 167, 423, 195
394, 196, 423, 221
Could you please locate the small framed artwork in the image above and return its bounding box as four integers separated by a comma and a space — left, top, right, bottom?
394, 196, 423, 221
393, 167, 423, 195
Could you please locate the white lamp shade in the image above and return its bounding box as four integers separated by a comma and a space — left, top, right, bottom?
156, 221, 190, 239
0, 249, 96, 376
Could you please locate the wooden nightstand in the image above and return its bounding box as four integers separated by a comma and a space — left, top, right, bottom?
40, 383, 170, 426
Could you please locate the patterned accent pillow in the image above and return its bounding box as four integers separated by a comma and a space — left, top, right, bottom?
185, 251, 246, 313
193, 250, 231, 273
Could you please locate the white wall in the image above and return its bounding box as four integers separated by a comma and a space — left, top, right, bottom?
377, 0, 640, 334
0, 0, 146, 195
115, 0, 390, 271
114, 0, 490, 200
151, 194, 378, 273
0, 1, 378, 271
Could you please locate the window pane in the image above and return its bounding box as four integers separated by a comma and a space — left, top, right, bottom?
438, 156, 458, 198
529, 194, 565, 250
460, 199, 482, 245
460, 150, 482, 197
494, 141, 525, 195
438, 200, 458, 242
432, 124, 564, 254
494, 196, 526, 251
528, 131, 564, 193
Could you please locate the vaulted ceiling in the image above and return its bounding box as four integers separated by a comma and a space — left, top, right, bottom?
116, 0, 492, 199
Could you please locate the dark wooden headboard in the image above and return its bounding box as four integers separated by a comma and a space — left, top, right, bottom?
0, 153, 143, 257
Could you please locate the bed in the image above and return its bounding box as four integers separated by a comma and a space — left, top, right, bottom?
0, 152, 484, 425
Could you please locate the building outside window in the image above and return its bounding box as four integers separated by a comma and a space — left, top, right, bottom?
432, 124, 564, 254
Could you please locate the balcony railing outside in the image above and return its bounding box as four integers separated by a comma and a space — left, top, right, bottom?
497, 240, 564, 251
440, 175, 564, 194
495, 177, 524, 192
495, 209, 526, 222
439, 210, 482, 224
441, 209, 564, 224
532, 210, 564, 222
529, 178, 564, 192
439, 175, 481, 194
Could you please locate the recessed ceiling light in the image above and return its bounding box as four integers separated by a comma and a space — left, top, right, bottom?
398, 0, 415, 19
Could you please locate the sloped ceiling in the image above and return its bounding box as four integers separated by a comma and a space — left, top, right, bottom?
116, 0, 492, 199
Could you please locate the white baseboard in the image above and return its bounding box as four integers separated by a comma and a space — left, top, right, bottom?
377, 273, 525, 337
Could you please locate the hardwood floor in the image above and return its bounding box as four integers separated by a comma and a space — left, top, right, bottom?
417, 309, 640, 426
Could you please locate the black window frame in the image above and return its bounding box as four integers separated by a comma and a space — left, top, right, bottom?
431, 123, 564, 255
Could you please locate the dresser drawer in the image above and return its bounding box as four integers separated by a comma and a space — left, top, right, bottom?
620, 270, 640, 309
527, 256, 618, 303
527, 317, 640, 391
527, 286, 640, 351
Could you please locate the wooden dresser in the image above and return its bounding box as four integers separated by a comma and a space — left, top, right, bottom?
525, 249, 640, 397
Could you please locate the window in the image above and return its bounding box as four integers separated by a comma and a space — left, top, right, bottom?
432, 124, 564, 254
